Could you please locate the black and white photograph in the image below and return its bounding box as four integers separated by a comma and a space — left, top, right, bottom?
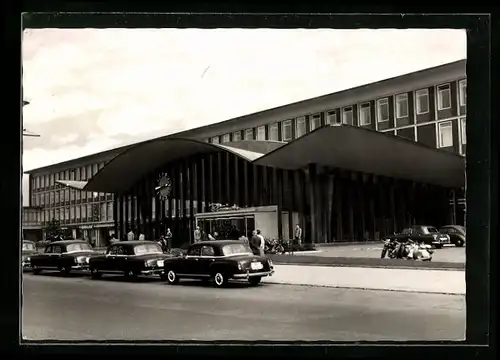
21, 26, 468, 342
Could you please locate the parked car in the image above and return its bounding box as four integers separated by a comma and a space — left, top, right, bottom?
385, 225, 450, 248
89, 241, 172, 280
439, 225, 466, 247
31, 240, 97, 275
22, 240, 38, 270
162, 240, 274, 288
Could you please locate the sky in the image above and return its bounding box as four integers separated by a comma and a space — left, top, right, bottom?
21, 28, 466, 205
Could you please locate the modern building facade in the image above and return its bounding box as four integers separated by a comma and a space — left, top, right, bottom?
24, 59, 467, 246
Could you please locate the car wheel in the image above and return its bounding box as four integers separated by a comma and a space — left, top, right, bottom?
59, 265, 71, 276
275, 245, 284, 255
248, 276, 262, 286
32, 266, 41, 275
213, 272, 228, 288
166, 269, 179, 285
90, 267, 102, 279
455, 240, 464, 247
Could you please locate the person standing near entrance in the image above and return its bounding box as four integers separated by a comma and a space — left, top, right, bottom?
165, 228, 173, 250
294, 224, 303, 246
193, 226, 202, 243
127, 228, 135, 241
249, 230, 260, 255
256, 229, 265, 257
138, 232, 145, 240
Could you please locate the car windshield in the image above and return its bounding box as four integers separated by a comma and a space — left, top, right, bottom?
426, 227, 439, 234
222, 244, 253, 256
134, 244, 163, 255
66, 243, 92, 253
22, 242, 35, 251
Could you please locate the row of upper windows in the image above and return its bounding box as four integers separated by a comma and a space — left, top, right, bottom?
32, 190, 110, 207
34, 201, 114, 224
31, 162, 106, 191
437, 117, 467, 149
209, 80, 467, 144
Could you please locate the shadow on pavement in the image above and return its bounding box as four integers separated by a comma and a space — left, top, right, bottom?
172, 279, 267, 289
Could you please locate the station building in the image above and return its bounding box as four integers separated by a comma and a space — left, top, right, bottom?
24, 59, 467, 247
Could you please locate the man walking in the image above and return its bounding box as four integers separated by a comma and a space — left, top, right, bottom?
165, 228, 173, 250
193, 226, 202, 243
294, 224, 303, 246
127, 228, 135, 241
256, 229, 265, 257
249, 230, 261, 256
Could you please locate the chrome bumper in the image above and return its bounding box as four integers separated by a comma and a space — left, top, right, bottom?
72, 265, 90, 270
22, 261, 31, 268
233, 270, 274, 279
141, 269, 164, 275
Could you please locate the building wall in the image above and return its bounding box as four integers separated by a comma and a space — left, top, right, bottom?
26, 62, 467, 236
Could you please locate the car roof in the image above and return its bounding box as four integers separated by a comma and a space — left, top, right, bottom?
413, 225, 435, 228
23, 240, 35, 244
110, 241, 159, 247
49, 240, 89, 246
190, 240, 244, 247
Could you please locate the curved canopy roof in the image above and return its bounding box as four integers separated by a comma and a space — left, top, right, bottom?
57, 125, 464, 194
253, 124, 465, 188
83, 138, 265, 194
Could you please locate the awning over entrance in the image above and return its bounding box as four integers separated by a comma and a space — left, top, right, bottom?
83, 138, 265, 194
56, 180, 88, 190
253, 124, 465, 188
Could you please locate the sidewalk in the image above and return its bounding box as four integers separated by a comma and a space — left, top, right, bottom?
263, 264, 466, 295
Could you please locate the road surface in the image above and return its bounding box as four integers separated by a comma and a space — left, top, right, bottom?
22, 273, 465, 341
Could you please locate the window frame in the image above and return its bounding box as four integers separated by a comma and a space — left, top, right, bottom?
325, 110, 338, 125
438, 120, 453, 148
459, 80, 467, 106
415, 89, 430, 115
244, 128, 254, 140
295, 116, 306, 137
221, 133, 230, 143
282, 120, 292, 141
437, 83, 452, 110
376, 98, 389, 122
358, 102, 371, 126
310, 114, 321, 131
342, 106, 353, 125
232, 131, 241, 142
461, 117, 466, 145
269, 123, 279, 141
257, 125, 266, 140
395, 93, 409, 119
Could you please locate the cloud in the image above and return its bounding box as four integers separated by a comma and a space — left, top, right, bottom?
21, 28, 466, 205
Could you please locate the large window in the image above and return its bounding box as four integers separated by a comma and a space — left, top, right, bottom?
461, 117, 466, 144
282, 120, 292, 141
221, 133, 230, 143
395, 93, 409, 118
269, 123, 279, 140
257, 126, 266, 140
437, 84, 452, 110
438, 121, 453, 148
459, 80, 467, 106
296, 116, 306, 137
100, 203, 106, 221
359, 103, 371, 126
342, 107, 353, 125
244, 128, 254, 140
415, 89, 429, 114
233, 131, 241, 142
107, 202, 113, 221
75, 168, 80, 180
325, 110, 338, 125
211, 136, 219, 144
310, 114, 321, 130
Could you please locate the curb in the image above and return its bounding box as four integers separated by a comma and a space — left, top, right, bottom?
272, 262, 465, 271
263, 280, 465, 296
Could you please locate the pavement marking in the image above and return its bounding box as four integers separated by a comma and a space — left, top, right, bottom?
272, 262, 465, 271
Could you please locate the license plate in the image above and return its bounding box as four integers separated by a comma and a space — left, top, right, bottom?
157, 260, 164, 267
251, 262, 263, 270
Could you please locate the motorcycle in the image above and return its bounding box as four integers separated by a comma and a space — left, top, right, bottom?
381, 238, 401, 259
265, 238, 285, 255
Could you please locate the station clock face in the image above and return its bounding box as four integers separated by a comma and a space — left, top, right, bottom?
156, 173, 172, 200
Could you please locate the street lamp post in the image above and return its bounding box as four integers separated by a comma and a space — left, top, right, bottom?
22, 100, 40, 137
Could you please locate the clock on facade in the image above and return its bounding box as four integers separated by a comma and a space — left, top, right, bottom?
156, 173, 172, 200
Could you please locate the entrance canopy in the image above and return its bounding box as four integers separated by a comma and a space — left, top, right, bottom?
253, 124, 465, 188
83, 138, 265, 194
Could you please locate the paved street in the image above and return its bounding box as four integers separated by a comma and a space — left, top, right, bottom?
23, 273, 465, 341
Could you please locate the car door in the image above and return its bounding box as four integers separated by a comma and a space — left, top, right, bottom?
113, 245, 129, 272
35, 245, 52, 267
102, 245, 119, 271
198, 245, 216, 277
183, 245, 202, 276
48, 245, 63, 268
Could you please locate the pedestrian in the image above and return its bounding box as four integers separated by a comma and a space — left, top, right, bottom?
138, 232, 145, 241
127, 228, 135, 241
109, 233, 118, 245
256, 229, 265, 257
208, 233, 216, 241
165, 228, 173, 250
249, 230, 261, 256
294, 224, 303, 246
193, 226, 202, 243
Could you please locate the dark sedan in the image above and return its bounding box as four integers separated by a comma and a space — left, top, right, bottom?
162, 240, 274, 288
30, 240, 97, 275
386, 225, 450, 248
439, 225, 466, 247
22, 240, 38, 270
89, 241, 172, 280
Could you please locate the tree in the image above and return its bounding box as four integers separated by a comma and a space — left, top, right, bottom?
44, 218, 64, 241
